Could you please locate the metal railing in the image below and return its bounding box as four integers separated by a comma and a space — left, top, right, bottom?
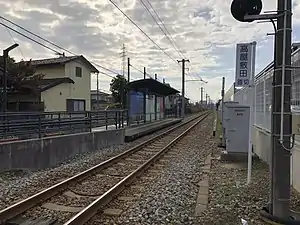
0, 110, 126, 141
129, 110, 177, 125
0, 109, 190, 141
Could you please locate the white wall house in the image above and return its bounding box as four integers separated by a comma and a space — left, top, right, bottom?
30, 55, 99, 112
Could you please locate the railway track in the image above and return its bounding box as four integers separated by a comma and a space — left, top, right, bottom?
0, 111, 210, 225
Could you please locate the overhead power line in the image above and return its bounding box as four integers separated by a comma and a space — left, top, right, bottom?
0, 16, 119, 77
109, 0, 179, 66
140, 0, 185, 59
130, 64, 153, 79
1, 18, 26, 60
0, 22, 62, 55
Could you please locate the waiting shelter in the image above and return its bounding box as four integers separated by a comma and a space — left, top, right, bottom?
127, 78, 179, 124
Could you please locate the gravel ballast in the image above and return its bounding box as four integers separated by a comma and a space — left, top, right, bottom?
101, 114, 216, 225
0, 114, 199, 210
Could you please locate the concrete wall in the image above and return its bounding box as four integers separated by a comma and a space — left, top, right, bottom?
0, 129, 124, 171
252, 125, 272, 164
252, 125, 300, 192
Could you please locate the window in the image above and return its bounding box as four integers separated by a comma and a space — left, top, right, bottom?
75, 66, 82, 77
67, 99, 86, 112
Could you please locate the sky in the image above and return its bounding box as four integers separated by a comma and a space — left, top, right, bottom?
0, 0, 300, 103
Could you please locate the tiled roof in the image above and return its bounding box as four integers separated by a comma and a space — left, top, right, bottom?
29, 55, 99, 73
30, 56, 79, 66
22, 78, 75, 92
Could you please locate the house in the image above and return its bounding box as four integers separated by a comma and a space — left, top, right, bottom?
28, 55, 99, 112
90, 90, 113, 110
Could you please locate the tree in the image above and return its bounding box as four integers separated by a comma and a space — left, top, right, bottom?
0, 56, 44, 94
109, 74, 128, 108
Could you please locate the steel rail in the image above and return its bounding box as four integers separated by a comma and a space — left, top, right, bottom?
64, 112, 210, 225
0, 112, 208, 224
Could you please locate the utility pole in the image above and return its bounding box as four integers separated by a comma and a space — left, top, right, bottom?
271, 0, 292, 218
119, 44, 126, 109
127, 57, 130, 82
155, 74, 157, 120
200, 87, 204, 108
221, 76, 225, 125
96, 72, 99, 109
127, 57, 131, 126
205, 93, 208, 107
163, 78, 166, 118
143, 67, 147, 123
177, 59, 190, 118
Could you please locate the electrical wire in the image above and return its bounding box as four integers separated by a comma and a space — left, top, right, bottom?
1, 19, 26, 61
130, 64, 153, 79
109, 0, 179, 66
142, 0, 185, 59
0, 16, 120, 77
0, 21, 62, 55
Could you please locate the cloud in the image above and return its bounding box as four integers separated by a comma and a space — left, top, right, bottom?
0, 0, 299, 102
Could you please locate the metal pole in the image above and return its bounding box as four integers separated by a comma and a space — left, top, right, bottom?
182, 60, 185, 118
271, 0, 292, 218
177, 59, 190, 119
127, 57, 130, 82
201, 87, 203, 109
143, 67, 146, 123
2, 50, 7, 113
162, 78, 165, 118
247, 41, 257, 185
221, 77, 225, 121
120, 74, 124, 109
127, 57, 130, 126
155, 74, 157, 120
96, 72, 99, 110
270, 20, 277, 213
2, 44, 19, 113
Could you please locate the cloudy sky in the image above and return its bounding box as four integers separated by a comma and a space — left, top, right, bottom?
0, 0, 300, 102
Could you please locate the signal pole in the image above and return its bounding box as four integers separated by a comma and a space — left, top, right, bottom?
177, 59, 190, 118
271, 0, 292, 217
230, 0, 293, 219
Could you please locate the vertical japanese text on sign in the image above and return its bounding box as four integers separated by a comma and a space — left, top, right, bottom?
235, 43, 252, 87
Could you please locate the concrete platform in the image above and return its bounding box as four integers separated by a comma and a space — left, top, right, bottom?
0, 128, 125, 170
125, 118, 182, 142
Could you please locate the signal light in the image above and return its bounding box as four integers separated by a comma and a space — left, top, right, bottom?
230, 0, 263, 22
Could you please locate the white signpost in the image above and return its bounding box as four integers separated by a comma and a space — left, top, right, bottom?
235, 42, 256, 184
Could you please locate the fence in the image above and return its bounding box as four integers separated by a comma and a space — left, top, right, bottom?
0, 110, 126, 140
0, 109, 182, 141
232, 47, 300, 132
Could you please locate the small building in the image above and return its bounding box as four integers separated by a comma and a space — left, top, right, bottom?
90, 90, 113, 110
30, 55, 99, 112
127, 78, 179, 123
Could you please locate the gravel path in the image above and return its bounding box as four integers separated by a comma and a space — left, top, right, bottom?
105, 114, 215, 225
198, 148, 300, 225
198, 155, 269, 225
0, 115, 198, 210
